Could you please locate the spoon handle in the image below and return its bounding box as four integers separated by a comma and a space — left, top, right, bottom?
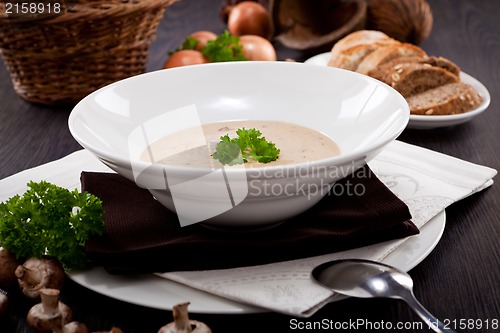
402, 291, 457, 333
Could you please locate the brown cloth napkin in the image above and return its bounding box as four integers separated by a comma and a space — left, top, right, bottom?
82, 166, 418, 274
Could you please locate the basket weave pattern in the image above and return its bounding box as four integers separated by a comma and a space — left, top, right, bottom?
0, 0, 176, 105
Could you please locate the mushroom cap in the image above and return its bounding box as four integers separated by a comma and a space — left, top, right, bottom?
63, 321, 90, 333
0, 247, 20, 288
16, 256, 65, 300
0, 292, 8, 314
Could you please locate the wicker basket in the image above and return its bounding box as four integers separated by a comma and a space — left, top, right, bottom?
0, 0, 177, 105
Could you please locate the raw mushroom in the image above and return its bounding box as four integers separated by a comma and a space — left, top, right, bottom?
92, 328, 124, 333
0, 247, 20, 289
0, 288, 8, 314
58, 321, 90, 333
158, 302, 211, 333
16, 256, 65, 300
26, 288, 72, 333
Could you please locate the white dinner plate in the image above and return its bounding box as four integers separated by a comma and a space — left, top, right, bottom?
304, 53, 491, 130
0, 148, 446, 315
68, 210, 446, 314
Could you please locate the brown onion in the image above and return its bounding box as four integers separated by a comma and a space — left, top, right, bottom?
163, 50, 209, 69
239, 35, 277, 61
190, 31, 218, 51
227, 1, 273, 39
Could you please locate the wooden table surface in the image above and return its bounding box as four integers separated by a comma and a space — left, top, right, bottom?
1, 0, 499, 332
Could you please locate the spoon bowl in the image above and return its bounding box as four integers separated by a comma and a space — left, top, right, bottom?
312, 259, 457, 333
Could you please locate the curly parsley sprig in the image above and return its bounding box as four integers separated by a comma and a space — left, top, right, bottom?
171, 30, 247, 62
212, 128, 280, 165
0, 181, 104, 270
201, 30, 247, 62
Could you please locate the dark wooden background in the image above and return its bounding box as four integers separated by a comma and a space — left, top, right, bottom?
1, 0, 499, 332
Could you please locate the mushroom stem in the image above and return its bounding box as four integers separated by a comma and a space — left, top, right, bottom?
27, 288, 72, 333
40, 288, 60, 314
158, 302, 212, 333
172, 303, 192, 332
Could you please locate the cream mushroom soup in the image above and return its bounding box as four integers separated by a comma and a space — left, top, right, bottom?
142, 120, 340, 168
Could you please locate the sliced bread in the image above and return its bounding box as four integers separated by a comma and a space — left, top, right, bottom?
328, 30, 398, 70
327, 30, 481, 116
407, 82, 483, 115
329, 30, 393, 56
356, 43, 428, 75
328, 43, 380, 70
376, 55, 461, 78
420, 56, 461, 76
369, 62, 460, 98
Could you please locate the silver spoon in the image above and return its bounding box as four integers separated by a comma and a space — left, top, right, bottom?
312, 259, 457, 333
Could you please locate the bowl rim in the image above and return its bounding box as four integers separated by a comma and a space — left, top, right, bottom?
68, 61, 410, 176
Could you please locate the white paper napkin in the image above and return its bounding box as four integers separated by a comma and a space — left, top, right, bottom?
0, 141, 496, 317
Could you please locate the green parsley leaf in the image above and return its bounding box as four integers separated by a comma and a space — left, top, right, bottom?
211, 138, 244, 165
201, 30, 247, 62
167, 36, 200, 56
212, 128, 280, 165
0, 181, 104, 270
181, 36, 199, 50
